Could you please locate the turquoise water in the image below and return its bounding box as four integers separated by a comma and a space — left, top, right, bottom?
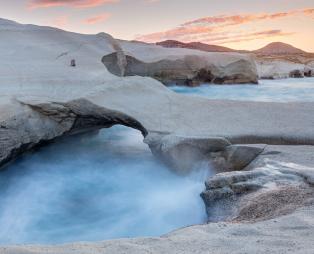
0, 126, 209, 244
170, 78, 314, 102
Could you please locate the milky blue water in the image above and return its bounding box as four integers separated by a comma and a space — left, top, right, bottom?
2, 78, 312, 245
0, 126, 210, 244
170, 78, 314, 102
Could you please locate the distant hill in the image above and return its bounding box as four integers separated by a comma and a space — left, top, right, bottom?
254, 42, 306, 55
156, 40, 308, 55
156, 40, 236, 52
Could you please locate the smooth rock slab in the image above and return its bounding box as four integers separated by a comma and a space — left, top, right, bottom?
2, 205, 314, 254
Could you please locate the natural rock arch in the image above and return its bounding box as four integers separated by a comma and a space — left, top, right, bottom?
0, 99, 148, 169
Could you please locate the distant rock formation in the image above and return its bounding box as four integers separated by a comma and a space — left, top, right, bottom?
157, 40, 236, 52
289, 69, 304, 78
254, 42, 306, 55
102, 52, 258, 86
155, 40, 314, 80
156, 40, 308, 55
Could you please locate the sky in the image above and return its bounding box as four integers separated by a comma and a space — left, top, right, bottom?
1, 0, 314, 51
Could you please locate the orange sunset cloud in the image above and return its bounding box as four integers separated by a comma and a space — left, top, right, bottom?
28, 0, 119, 9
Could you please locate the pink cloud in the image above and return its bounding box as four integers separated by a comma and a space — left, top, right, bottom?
303, 8, 314, 14
210, 30, 294, 45
136, 8, 313, 43
303, 8, 314, 19
28, 0, 119, 9
136, 26, 213, 42
83, 13, 111, 24
182, 11, 297, 27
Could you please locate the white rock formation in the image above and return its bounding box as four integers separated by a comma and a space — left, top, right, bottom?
0, 18, 314, 253
256, 53, 314, 79
106, 40, 258, 85
256, 59, 308, 79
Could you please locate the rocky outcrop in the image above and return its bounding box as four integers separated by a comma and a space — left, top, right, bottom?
144, 133, 231, 173
212, 59, 258, 84
155, 39, 314, 80
102, 52, 258, 86
289, 69, 304, 78
256, 59, 306, 79
208, 144, 266, 172
201, 145, 314, 222
144, 134, 266, 174
304, 67, 314, 77
0, 98, 147, 167
256, 54, 314, 79
1, 18, 314, 254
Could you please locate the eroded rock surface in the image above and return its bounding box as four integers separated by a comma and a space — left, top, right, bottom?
0, 18, 314, 254
256, 58, 314, 79
201, 145, 314, 222
144, 133, 231, 173
102, 52, 258, 86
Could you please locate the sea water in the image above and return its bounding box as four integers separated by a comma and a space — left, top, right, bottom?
170, 78, 314, 102
0, 126, 210, 244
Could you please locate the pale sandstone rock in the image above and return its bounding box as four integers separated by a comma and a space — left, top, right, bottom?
256, 58, 314, 79
0, 18, 314, 254
102, 52, 258, 85
201, 145, 314, 222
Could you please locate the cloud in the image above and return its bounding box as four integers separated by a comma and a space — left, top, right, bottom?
136, 26, 213, 42
28, 0, 119, 9
83, 13, 111, 24
182, 8, 314, 27
136, 8, 313, 44
182, 11, 298, 27
210, 30, 295, 45
303, 8, 314, 15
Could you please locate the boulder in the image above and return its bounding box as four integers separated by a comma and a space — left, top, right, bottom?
304, 67, 314, 77
209, 144, 266, 172
144, 133, 231, 174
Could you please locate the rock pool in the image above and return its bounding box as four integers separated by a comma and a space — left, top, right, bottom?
0, 126, 210, 244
